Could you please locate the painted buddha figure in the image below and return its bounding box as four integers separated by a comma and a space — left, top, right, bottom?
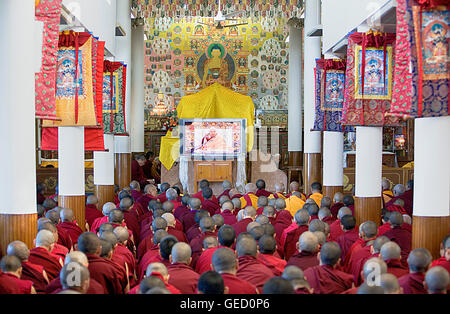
202, 45, 229, 88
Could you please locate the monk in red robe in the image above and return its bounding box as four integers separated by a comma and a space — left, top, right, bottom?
58, 208, 84, 245
129, 180, 144, 201
131, 155, 153, 188
179, 198, 201, 233
398, 248, 432, 294
85, 195, 103, 230
0, 256, 36, 294
380, 241, 409, 278
218, 200, 238, 225
192, 180, 218, 203
138, 233, 175, 281
130, 263, 181, 294
90, 202, 116, 233
255, 179, 272, 197
28, 230, 62, 281
328, 207, 353, 242
167, 242, 200, 294
304, 242, 354, 294
236, 237, 274, 292
173, 195, 191, 221
232, 206, 256, 239
136, 184, 158, 212
162, 213, 188, 243
114, 227, 137, 283
330, 192, 345, 218
185, 209, 210, 242
218, 180, 233, 200
77, 232, 128, 294
6, 241, 49, 294
337, 215, 359, 263
119, 196, 141, 244
189, 216, 218, 257
273, 201, 293, 242
257, 235, 286, 276
287, 231, 320, 271
281, 209, 310, 260
212, 247, 258, 294
282, 265, 313, 294
201, 187, 221, 216
45, 209, 73, 250
240, 183, 259, 208
383, 211, 412, 265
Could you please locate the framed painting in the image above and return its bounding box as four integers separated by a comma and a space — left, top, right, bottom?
321, 70, 346, 111
102, 72, 119, 114
354, 46, 393, 100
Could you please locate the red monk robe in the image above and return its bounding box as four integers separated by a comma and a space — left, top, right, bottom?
236, 255, 274, 292
86, 253, 127, 294
136, 194, 156, 213
186, 223, 202, 243
192, 191, 218, 203
167, 262, 200, 294
386, 258, 409, 278
274, 210, 293, 243
286, 251, 320, 271
202, 199, 221, 216
28, 247, 62, 281
282, 225, 309, 261
56, 224, 73, 250
383, 226, 412, 265
128, 271, 181, 294
130, 190, 143, 202
347, 243, 373, 286
337, 229, 360, 264
398, 272, 427, 294
58, 221, 83, 245
114, 243, 137, 280
85, 204, 103, 229
256, 189, 272, 197
50, 243, 68, 263
304, 264, 354, 294
46, 275, 105, 294
123, 210, 141, 244
195, 246, 232, 274
90, 215, 108, 233
180, 210, 198, 233
257, 253, 287, 276
167, 226, 188, 243
330, 202, 345, 219
20, 261, 48, 294
218, 189, 231, 199
173, 205, 190, 221
328, 219, 345, 242
157, 191, 167, 203
131, 159, 149, 189
0, 272, 34, 294
219, 209, 238, 226
232, 218, 253, 239
138, 255, 172, 282
221, 273, 258, 294
430, 257, 450, 274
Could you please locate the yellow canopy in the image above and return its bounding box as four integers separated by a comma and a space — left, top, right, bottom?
159, 83, 255, 170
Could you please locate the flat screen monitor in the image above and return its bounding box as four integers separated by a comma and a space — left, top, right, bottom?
179, 118, 247, 159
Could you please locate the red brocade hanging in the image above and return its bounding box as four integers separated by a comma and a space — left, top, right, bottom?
389, 0, 449, 118
342, 31, 403, 127
102, 61, 127, 135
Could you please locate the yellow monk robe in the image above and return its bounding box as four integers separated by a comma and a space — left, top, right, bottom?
309, 193, 324, 207
240, 193, 259, 209
382, 190, 394, 205
285, 195, 306, 217
269, 193, 287, 200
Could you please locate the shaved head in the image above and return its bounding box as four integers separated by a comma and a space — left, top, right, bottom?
407, 248, 432, 273
380, 242, 401, 261
35, 229, 55, 248
256, 179, 266, 190
425, 266, 450, 294
313, 231, 327, 245
99, 223, 114, 236
295, 209, 310, 226
257, 196, 269, 208
102, 202, 116, 216
309, 219, 326, 233
203, 236, 219, 249
247, 221, 261, 233
274, 199, 286, 211
373, 236, 390, 253
282, 265, 310, 290
189, 198, 201, 210
45, 209, 60, 225
255, 215, 269, 225
243, 206, 257, 219
362, 257, 387, 280
360, 220, 378, 239
219, 195, 231, 206
307, 203, 319, 216
86, 195, 98, 206
218, 225, 236, 247
109, 209, 124, 224
113, 226, 129, 244
200, 216, 215, 232
152, 217, 168, 232
231, 197, 241, 210
333, 192, 344, 203
65, 251, 89, 267
129, 180, 140, 191
119, 196, 133, 211
393, 184, 406, 197
221, 200, 234, 212
161, 213, 176, 227
263, 277, 294, 294
212, 247, 237, 273
299, 231, 319, 253
236, 237, 257, 257
381, 178, 390, 190
388, 211, 403, 227
77, 232, 100, 255
222, 180, 232, 190
245, 183, 257, 194
60, 208, 75, 222
380, 273, 401, 294
357, 283, 384, 294
319, 242, 341, 266
275, 183, 285, 193
140, 276, 165, 294
153, 230, 169, 245
337, 207, 352, 220
289, 181, 300, 193
249, 225, 265, 242
171, 242, 192, 264
259, 235, 277, 254
7, 241, 29, 261
262, 205, 275, 217
43, 198, 57, 211
320, 197, 332, 209
318, 207, 332, 221
0, 255, 22, 273
146, 262, 169, 278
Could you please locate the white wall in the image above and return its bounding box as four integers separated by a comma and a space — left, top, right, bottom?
62, 0, 117, 55
322, 0, 391, 53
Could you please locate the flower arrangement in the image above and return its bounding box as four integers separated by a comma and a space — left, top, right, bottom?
162, 109, 178, 131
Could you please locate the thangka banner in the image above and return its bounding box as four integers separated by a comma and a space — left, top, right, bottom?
342, 31, 403, 127
35, 0, 62, 120
103, 61, 127, 135
42, 31, 98, 127
390, 0, 449, 118
41, 37, 106, 151
312, 59, 347, 132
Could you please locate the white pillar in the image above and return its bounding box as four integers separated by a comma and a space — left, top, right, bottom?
58, 127, 85, 196
130, 23, 145, 153
413, 116, 450, 217
0, 0, 36, 214
323, 131, 344, 187
355, 126, 382, 197
287, 23, 303, 152
114, 134, 131, 154
303, 0, 322, 155
94, 134, 115, 185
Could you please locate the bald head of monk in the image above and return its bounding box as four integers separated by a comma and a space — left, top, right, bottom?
318, 242, 342, 267
372, 236, 390, 254
45, 209, 60, 225
43, 198, 57, 211
77, 232, 101, 255
381, 178, 391, 191
118, 189, 131, 200
245, 183, 257, 194
113, 226, 129, 245
7, 241, 30, 262
295, 209, 310, 226
65, 251, 89, 267
309, 219, 326, 233
343, 195, 354, 207
219, 195, 230, 206
307, 203, 320, 217
257, 196, 268, 208
333, 192, 344, 204
259, 235, 277, 254
100, 231, 118, 250
102, 202, 116, 216
143, 184, 158, 197
289, 181, 300, 193
152, 217, 168, 232
129, 180, 140, 191
247, 221, 261, 233
362, 256, 387, 279
282, 265, 311, 292
139, 275, 165, 294
393, 184, 406, 197
318, 207, 332, 221
236, 237, 258, 258
99, 239, 113, 258
263, 277, 294, 294
170, 242, 192, 265
407, 248, 432, 273
274, 199, 286, 211
231, 197, 241, 211
188, 197, 202, 210
162, 213, 176, 228
380, 241, 402, 261
60, 208, 75, 222
119, 196, 133, 211
60, 262, 90, 293
357, 282, 384, 294
0, 255, 23, 277
255, 215, 269, 225
35, 229, 56, 251
360, 220, 378, 240
393, 198, 405, 208
166, 188, 178, 201
425, 266, 450, 294
388, 211, 403, 227
314, 231, 327, 246
298, 231, 319, 253
262, 205, 276, 217
203, 236, 219, 250
212, 247, 238, 274
146, 262, 169, 282
37, 221, 59, 243
337, 206, 352, 220
86, 195, 98, 206
98, 223, 114, 237
218, 225, 235, 248
153, 229, 169, 245
221, 200, 234, 213
320, 197, 332, 209
274, 183, 285, 193
380, 273, 402, 294
200, 216, 215, 233
243, 206, 257, 220
311, 182, 322, 194
249, 225, 265, 242
109, 209, 124, 224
